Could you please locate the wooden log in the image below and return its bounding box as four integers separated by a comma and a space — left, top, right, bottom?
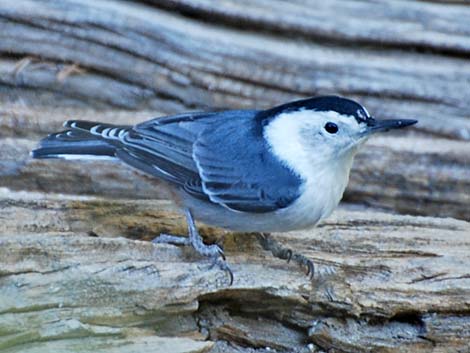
345, 135, 470, 220
1, 0, 470, 352
150, 0, 470, 56
0, 0, 469, 140
0, 189, 469, 352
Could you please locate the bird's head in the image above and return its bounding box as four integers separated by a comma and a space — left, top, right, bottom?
262, 95, 417, 167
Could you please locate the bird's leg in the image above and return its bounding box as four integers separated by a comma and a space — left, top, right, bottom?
258, 233, 315, 280
152, 209, 233, 284
184, 209, 224, 258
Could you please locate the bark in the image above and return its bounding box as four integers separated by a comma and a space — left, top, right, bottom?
1, 189, 469, 352
0, 0, 469, 139
0, 0, 469, 352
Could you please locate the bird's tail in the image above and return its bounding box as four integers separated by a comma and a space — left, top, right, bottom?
31, 120, 130, 160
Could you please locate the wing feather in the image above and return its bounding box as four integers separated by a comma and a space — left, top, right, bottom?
114, 110, 302, 213
192, 115, 302, 213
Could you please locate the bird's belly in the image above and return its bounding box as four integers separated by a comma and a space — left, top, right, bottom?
275, 183, 340, 230
189, 204, 318, 232
180, 191, 334, 233
179, 164, 349, 232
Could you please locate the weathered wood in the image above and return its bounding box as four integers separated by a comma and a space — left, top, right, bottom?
346, 135, 470, 220
0, 336, 213, 353
0, 137, 172, 200
0, 189, 469, 352
150, 0, 470, 56
1, 0, 469, 352
1, 0, 470, 140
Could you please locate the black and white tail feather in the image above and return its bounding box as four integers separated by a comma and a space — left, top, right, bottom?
31, 120, 129, 161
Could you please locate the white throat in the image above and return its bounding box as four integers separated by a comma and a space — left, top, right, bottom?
264, 110, 357, 229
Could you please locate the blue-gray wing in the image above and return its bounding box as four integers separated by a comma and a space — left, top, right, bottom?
119, 110, 302, 213
193, 114, 302, 213
119, 111, 217, 197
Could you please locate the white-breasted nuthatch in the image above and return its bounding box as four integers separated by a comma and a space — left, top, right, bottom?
32, 96, 417, 283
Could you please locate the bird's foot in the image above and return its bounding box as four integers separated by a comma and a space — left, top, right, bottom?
152, 233, 190, 245
152, 209, 233, 285
258, 232, 315, 280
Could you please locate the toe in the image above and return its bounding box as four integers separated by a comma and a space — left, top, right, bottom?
306, 260, 315, 280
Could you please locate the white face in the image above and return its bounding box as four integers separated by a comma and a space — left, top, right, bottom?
264, 109, 369, 168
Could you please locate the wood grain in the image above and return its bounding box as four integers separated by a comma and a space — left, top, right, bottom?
1, 0, 469, 140
1, 0, 469, 352
0, 189, 469, 352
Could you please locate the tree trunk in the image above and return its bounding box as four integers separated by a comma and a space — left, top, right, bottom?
0, 1, 469, 352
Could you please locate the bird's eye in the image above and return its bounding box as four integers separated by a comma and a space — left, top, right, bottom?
324, 122, 338, 134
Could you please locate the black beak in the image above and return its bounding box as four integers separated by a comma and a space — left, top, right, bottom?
366, 118, 418, 134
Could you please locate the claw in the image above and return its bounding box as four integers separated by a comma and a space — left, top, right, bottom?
306, 261, 315, 280
214, 246, 231, 284
285, 249, 293, 263
258, 232, 315, 281
153, 209, 234, 285
218, 248, 226, 261
211, 257, 234, 285
214, 241, 226, 260
226, 267, 234, 286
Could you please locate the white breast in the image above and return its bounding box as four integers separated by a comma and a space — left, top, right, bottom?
264, 110, 356, 230
277, 154, 354, 229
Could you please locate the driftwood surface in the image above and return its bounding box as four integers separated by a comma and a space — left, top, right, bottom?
1, 188, 470, 353
0, 0, 469, 352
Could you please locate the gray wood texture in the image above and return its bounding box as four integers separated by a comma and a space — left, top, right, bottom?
1, 189, 469, 352
0, 0, 469, 352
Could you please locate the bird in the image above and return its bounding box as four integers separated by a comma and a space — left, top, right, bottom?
32, 95, 417, 284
